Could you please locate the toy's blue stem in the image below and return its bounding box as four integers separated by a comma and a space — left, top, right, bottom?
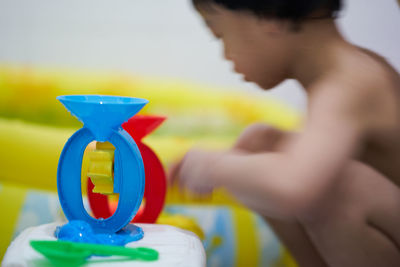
57, 127, 144, 233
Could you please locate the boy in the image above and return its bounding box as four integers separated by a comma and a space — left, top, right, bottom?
170, 0, 400, 266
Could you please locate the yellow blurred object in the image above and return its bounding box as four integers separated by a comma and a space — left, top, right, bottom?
157, 213, 205, 240
0, 118, 95, 193
0, 65, 301, 131
0, 183, 27, 261
0, 118, 70, 191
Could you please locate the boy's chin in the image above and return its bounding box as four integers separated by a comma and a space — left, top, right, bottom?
241, 75, 282, 90
251, 80, 279, 91
257, 78, 286, 91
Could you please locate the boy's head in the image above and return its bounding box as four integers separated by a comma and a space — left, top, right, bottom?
192, 0, 342, 89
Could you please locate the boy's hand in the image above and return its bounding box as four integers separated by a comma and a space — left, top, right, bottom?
168, 124, 286, 195
168, 149, 225, 195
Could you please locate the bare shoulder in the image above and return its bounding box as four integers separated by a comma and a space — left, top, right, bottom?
348, 47, 399, 129
311, 46, 400, 133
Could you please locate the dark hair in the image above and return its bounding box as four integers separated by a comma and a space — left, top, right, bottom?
193, 0, 342, 23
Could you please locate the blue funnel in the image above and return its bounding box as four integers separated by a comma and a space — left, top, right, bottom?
57, 95, 149, 141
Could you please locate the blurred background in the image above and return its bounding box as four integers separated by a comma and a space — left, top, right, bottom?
0, 0, 399, 266
0, 0, 399, 111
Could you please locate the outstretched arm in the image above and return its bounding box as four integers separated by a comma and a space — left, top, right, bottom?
171, 84, 367, 220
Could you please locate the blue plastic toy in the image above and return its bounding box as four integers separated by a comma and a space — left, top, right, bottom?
57, 95, 148, 234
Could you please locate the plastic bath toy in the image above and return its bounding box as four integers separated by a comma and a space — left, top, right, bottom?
57, 95, 148, 234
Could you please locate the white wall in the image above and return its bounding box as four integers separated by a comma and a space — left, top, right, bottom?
0, 0, 399, 111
